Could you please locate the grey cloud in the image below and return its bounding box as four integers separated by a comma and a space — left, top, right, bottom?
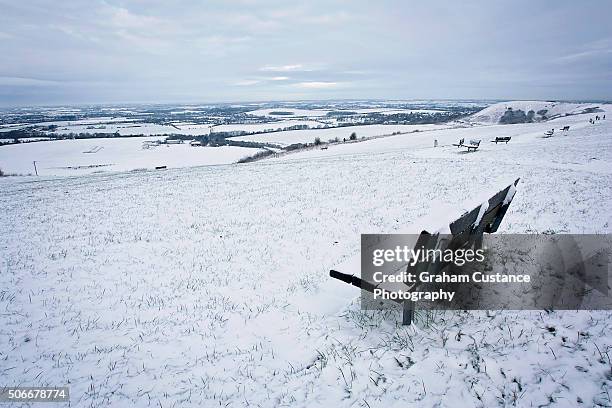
0, 0, 610, 106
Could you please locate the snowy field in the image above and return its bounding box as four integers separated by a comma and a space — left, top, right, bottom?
49, 120, 329, 137
0, 102, 611, 407
1, 117, 147, 134
207, 120, 326, 134
246, 107, 334, 117
0, 120, 178, 137
232, 123, 452, 146
0, 137, 262, 176
245, 107, 448, 118
51, 123, 182, 136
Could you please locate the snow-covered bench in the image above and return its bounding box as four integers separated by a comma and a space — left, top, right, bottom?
329, 178, 520, 325
453, 138, 465, 147
453, 138, 481, 151
465, 139, 481, 151
492, 137, 511, 144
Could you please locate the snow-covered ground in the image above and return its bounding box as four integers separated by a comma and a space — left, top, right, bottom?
1, 117, 143, 133
272, 103, 608, 165
0, 102, 611, 407
245, 107, 449, 118
0, 137, 262, 176
469, 101, 603, 124
233, 123, 452, 146
51, 123, 183, 136
209, 120, 325, 134
246, 107, 333, 117
52, 120, 327, 137
15, 119, 330, 137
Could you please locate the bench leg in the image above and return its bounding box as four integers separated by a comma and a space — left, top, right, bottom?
402, 302, 414, 325
474, 233, 483, 250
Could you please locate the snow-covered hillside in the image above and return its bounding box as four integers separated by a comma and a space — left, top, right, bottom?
0, 103, 611, 407
469, 101, 604, 124
232, 123, 451, 146
274, 103, 610, 168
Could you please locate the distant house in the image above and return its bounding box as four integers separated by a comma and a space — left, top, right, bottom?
165, 138, 184, 144
189, 140, 203, 147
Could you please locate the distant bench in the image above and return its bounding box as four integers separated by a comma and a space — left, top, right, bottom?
491, 136, 511, 144
330, 179, 520, 325
453, 138, 481, 151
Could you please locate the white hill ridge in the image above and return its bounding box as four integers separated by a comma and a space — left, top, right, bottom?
469, 100, 603, 124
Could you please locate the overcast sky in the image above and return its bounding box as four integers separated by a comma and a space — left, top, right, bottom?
0, 0, 611, 106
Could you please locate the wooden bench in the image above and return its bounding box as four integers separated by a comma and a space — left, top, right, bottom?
453, 138, 481, 151
491, 136, 511, 144
453, 138, 465, 147
329, 178, 520, 325
465, 139, 481, 151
